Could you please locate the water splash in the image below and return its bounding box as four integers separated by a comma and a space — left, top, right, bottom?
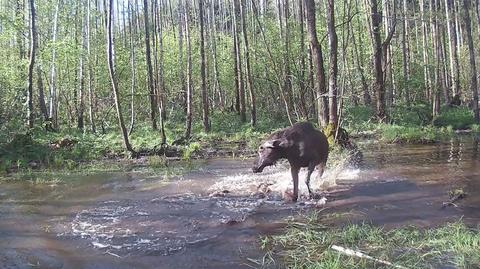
209, 161, 359, 197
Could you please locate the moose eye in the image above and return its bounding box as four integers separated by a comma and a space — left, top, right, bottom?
259, 146, 264, 151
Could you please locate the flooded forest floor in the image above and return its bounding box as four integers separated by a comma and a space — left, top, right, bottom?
0, 135, 479, 268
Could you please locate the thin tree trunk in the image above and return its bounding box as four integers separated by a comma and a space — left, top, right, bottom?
128, 0, 136, 134
240, 0, 256, 126
210, 0, 222, 109
37, 65, 48, 121
184, 0, 193, 139
78, 1, 86, 130
49, 0, 60, 129
402, 0, 411, 104
143, 0, 157, 130
155, 0, 167, 143
26, 0, 35, 128
16, 0, 25, 60
431, 0, 442, 117
305, 0, 328, 127
420, 0, 432, 99
233, 0, 246, 122
463, 0, 479, 121
87, 0, 96, 133
105, 0, 135, 155
371, 0, 385, 122
326, 0, 338, 127
298, 0, 308, 119
178, 1, 187, 114
199, 0, 210, 132
351, 27, 370, 105
232, 18, 241, 113
371, 0, 395, 123
283, 0, 294, 120
445, 0, 460, 97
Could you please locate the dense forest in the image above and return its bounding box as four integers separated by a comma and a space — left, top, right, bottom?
0, 0, 480, 156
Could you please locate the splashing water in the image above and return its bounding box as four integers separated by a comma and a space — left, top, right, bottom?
209, 160, 360, 198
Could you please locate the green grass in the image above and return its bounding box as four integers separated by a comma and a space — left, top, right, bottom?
260, 216, 480, 269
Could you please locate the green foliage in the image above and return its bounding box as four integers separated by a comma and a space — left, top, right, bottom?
390, 102, 432, 126
262, 219, 480, 269
147, 155, 168, 168
182, 142, 201, 160
433, 107, 476, 130
377, 124, 442, 143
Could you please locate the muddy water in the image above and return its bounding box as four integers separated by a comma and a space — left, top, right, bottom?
1, 135, 479, 269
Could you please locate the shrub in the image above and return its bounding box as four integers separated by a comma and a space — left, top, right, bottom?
433, 107, 476, 130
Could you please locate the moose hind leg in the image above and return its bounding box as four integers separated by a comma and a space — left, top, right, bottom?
305, 162, 316, 197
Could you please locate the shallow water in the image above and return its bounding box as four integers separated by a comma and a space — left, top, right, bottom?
0, 135, 479, 268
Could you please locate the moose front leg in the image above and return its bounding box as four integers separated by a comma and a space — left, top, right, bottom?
291, 166, 300, 202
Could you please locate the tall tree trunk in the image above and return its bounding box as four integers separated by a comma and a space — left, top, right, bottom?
371, 0, 385, 122
420, 0, 432, 99
445, 0, 460, 97
298, 0, 308, 119
105, 0, 135, 155
351, 26, 371, 105
49, 0, 60, 129
463, 0, 479, 121
184, 0, 193, 139
371, 0, 395, 123
240, 0, 256, 126
128, 0, 136, 134
78, 1, 86, 130
326, 0, 338, 127
37, 65, 48, 121
305, 0, 328, 127
382, 0, 395, 106
402, 0, 411, 104
210, 0, 222, 108
26, 0, 36, 128
232, 21, 241, 113
431, 0, 442, 117
199, 0, 210, 132
177, 2, 187, 114
87, 0, 96, 133
283, 0, 294, 120
154, 0, 167, 143
16, 0, 26, 60
233, 0, 246, 122
143, 0, 157, 130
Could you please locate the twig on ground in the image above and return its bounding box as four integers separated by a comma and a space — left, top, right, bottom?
331, 245, 409, 269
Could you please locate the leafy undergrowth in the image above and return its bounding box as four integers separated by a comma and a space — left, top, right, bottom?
0, 111, 288, 173
260, 216, 480, 269
376, 124, 452, 144
344, 104, 480, 143
433, 107, 476, 130
1, 106, 478, 173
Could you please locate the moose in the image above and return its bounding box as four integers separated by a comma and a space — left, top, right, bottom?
252, 122, 329, 202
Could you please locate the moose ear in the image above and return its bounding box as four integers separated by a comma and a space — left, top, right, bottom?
271, 139, 290, 148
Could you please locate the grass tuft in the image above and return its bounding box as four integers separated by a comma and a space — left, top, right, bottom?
262, 218, 480, 269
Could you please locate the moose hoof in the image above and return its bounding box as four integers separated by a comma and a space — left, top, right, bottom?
283, 190, 298, 203
309, 192, 323, 200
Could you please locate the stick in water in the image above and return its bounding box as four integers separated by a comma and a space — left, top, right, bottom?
331, 245, 408, 269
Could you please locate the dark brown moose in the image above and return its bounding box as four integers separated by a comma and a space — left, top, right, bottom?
252, 122, 329, 202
